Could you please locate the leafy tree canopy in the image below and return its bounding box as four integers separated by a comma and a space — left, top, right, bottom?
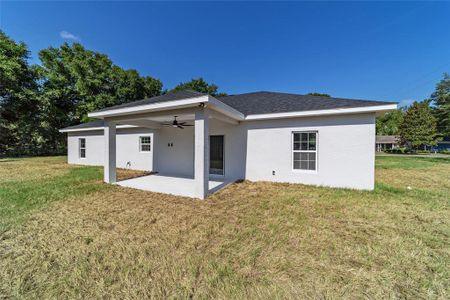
399, 101, 439, 150
0, 31, 40, 155
0, 31, 36, 99
35, 42, 163, 153
171, 77, 227, 97
1, 33, 164, 156
38, 43, 163, 123
429, 73, 450, 137
376, 109, 404, 136
307, 92, 330, 97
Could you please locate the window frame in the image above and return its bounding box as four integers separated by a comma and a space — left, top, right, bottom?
292, 131, 318, 172
79, 138, 86, 159
139, 136, 152, 153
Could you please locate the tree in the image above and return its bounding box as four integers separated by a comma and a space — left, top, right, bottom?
37, 43, 163, 152
0, 31, 40, 156
143, 76, 163, 99
376, 109, 404, 135
430, 73, 450, 137
171, 77, 226, 97
307, 92, 330, 97
399, 101, 438, 150
38, 42, 163, 121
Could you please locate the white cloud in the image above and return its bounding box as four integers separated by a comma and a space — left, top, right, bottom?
398, 98, 415, 108
60, 31, 79, 41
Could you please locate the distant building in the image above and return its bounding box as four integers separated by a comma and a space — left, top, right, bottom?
376, 135, 399, 152
433, 137, 450, 152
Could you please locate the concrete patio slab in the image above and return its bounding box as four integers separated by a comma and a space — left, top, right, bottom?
115, 174, 233, 198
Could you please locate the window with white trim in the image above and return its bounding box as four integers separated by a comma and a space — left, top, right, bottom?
293, 132, 317, 171
79, 138, 86, 158
140, 136, 151, 152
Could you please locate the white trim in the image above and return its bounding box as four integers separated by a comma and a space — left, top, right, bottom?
61, 103, 396, 133
59, 124, 137, 133
88, 96, 209, 118
208, 110, 239, 125
208, 96, 245, 120
79, 138, 86, 159
87, 95, 245, 121
139, 136, 151, 153
245, 104, 397, 121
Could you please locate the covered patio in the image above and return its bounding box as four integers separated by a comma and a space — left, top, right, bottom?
87, 91, 244, 199
116, 174, 233, 198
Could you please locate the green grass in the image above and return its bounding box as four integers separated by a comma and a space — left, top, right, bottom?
0, 156, 449, 299
0, 157, 106, 232
0, 157, 147, 233
376, 155, 450, 170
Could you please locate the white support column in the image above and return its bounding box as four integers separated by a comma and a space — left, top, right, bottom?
194, 109, 209, 199
104, 121, 116, 183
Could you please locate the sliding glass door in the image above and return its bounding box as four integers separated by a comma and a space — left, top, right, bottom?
209, 135, 224, 176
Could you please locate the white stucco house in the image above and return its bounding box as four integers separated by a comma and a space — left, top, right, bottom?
60, 90, 396, 199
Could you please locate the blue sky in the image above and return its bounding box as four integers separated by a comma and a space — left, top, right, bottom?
1, 1, 449, 105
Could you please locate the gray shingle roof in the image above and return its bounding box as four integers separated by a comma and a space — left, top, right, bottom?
93, 90, 206, 113
61, 120, 105, 131
218, 91, 394, 116
61, 90, 396, 131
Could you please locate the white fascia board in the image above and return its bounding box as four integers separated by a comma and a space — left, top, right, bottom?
88, 96, 209, 118
59, 124, 137, 133
244, 104, 397, 121
207, 96, 245, 120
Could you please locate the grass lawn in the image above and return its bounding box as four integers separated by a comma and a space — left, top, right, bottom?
0, 156, 449, 299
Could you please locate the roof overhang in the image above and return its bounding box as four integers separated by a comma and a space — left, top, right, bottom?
244, 104, 397, 121
64, 98, 396, 132
59, 124, 137, 133
88, 95, 245, 121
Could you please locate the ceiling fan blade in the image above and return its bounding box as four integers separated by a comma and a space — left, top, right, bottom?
182, 124, 194, 126
177, 125, 184, 129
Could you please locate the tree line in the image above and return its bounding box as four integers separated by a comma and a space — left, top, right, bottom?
2, 30, 448, 156
377, 73, 449, 150
0, 31, 225, 156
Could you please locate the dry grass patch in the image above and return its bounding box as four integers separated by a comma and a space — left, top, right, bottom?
116, 168, 151, 181
0, 156, 449, 298
376, 156, 450, 193
0, 156, 146, 183
0, 158, 151, 232
0, 156, 69, 183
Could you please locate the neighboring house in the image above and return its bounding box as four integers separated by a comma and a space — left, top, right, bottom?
433, 136, 450, 152
375, 135, 399, 152
60, 90, 396, 199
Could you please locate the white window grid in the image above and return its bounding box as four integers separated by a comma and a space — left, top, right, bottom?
292, 131, 318, 171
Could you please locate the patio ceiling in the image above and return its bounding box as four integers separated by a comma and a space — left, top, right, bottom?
111, 107, 239, 128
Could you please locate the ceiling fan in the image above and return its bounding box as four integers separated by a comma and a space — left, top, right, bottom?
161, 116, 194, 129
